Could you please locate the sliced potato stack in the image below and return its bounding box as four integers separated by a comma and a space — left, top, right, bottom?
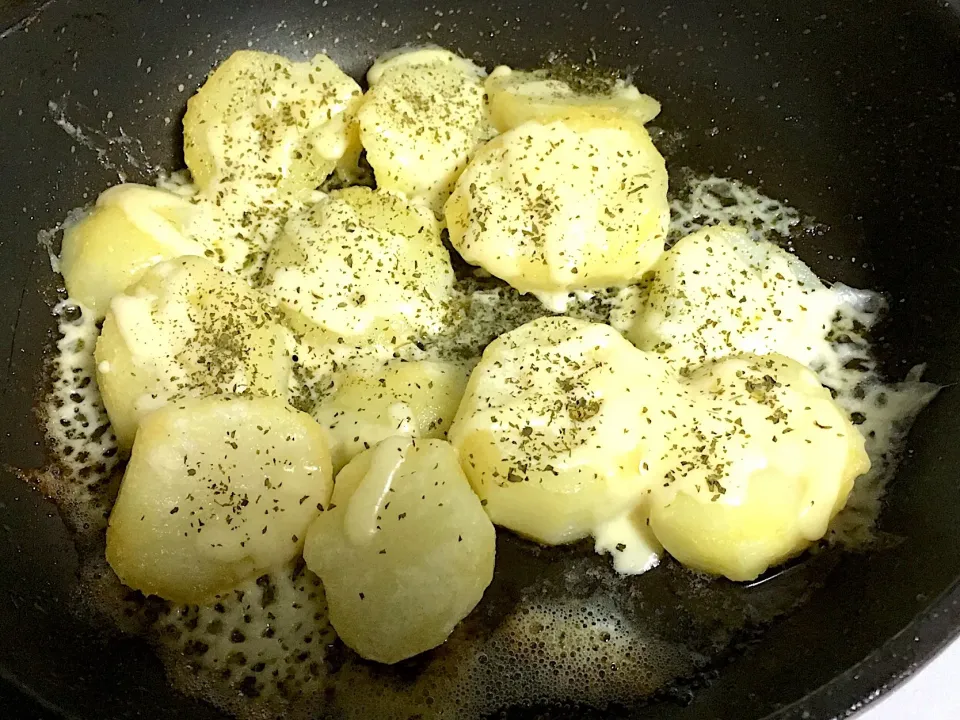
70, 46, 876, 667
312, 359, 470, 472
358, 48, 494, 213
449, 316, 680, 545
180, 50, 363, 276
96, 256, 291, 449
107, 396, 333, 604
445, 110, 669, 310
60, 184, 203, 319
304, 436, 495, 664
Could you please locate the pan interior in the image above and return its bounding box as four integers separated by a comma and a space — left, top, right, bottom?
0, 1, 958, 719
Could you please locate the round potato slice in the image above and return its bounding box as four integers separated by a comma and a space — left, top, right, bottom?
95, 256, 291, 449
358, 47, 494, 214
262, 186, 456, 340
304, 436, 495, 664
448, 316, 680, 545
60, 184, 203, 319
485, 65, 660, 132
445, 111, 669, 310
624, 225, 838, 369
106, 396, 333, 604
649, 353, 870, 582
183, 50, 361, 192
312, 359, 470, 472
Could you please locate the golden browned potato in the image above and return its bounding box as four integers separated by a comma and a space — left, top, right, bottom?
448, 316, 679, 545
648, 354, 870, 581
106, 396, 333, 603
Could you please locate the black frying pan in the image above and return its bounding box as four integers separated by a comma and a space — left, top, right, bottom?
2, 1, 960, 718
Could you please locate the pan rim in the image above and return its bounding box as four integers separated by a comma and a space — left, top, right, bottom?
766, 575, 960, 719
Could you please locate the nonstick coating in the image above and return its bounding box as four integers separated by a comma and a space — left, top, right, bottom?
1, 1, 960, 718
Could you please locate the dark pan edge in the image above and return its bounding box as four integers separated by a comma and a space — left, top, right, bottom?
768, 576, 960, 719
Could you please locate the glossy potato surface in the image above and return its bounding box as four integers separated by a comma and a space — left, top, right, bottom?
304, 437, 495, 663
107, 396, 333, 603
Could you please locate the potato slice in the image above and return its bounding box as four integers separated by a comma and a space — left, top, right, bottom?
448, 316, 679, 545
358, 48, 494, 214
60, 184, 203, 319
106, 396, 333, 603
649, 354, 870, 581
262, 186, 456, 340
95, 256, 291, 449
312, 359, 470, 471
183, 50, 362, 192
445, 111, 669, 310
624, 225, 838, 369
485, 65, 660, 132
303, 437, 495, 664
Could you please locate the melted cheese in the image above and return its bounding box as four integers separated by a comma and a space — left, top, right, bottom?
262, 187, 455, 340
311, 359, 469, 472
180, 50, 361, 277
593, 504, 663, 575
184, 50, 361, 192
95, 256, 292, 448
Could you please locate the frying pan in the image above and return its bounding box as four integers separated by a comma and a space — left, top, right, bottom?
1, 0, 959, 718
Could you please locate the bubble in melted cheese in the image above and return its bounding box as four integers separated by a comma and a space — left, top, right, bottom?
59, 184, 204, 319
262, 186, 456, 342
95, 256, 292, 449
649, 353, 870, 581
485, 65, 660, 132
448, 316, 679, 545
623, 224, 837, 368
445, 112, 669, 311
358, 47, 494, 214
